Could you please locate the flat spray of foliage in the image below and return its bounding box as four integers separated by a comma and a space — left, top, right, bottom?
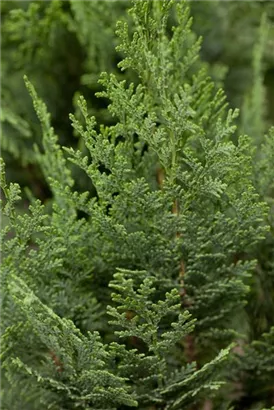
1, 1, 274, 410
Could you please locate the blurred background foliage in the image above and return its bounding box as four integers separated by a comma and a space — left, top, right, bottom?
1, 1, 274, 408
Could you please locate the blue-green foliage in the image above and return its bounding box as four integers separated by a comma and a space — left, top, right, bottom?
1, 1, 273, 409
3, 275, 137, 410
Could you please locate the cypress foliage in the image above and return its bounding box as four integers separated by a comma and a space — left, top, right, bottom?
1, 1, 273, 409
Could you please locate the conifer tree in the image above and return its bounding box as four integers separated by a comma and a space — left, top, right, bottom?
0, 1, 272, 409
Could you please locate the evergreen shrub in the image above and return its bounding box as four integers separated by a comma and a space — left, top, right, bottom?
1, 1, 274, 409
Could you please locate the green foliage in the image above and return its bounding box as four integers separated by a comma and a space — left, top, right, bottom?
232, 326, 274, 409
2, 275, 137, 410
107, 269, 232, 409
190, 1, 274, 115
1, 1, 274, 409
253, 127, 274, 322
241, 12, 269, 140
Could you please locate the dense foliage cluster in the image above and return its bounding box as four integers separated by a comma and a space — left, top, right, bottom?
1, 1, 274, 409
